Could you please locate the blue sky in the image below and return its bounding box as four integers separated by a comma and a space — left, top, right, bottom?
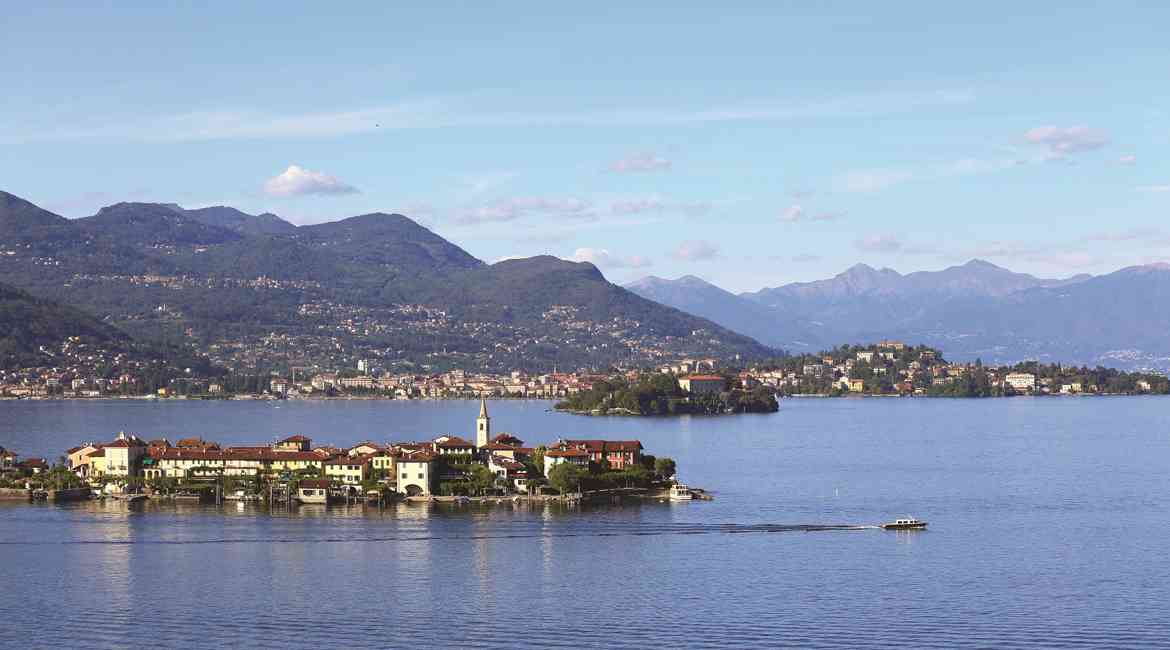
3, 2, 1169, 291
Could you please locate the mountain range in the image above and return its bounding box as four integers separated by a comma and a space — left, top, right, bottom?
0, 190, 773, 372
627, 260, 1170, 370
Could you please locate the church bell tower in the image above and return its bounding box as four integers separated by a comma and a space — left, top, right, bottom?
476, 398, 491, 448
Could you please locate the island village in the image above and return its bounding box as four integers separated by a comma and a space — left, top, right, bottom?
0, 400, 690, 506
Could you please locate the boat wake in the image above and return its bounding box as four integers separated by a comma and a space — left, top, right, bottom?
0, 521, 887, 545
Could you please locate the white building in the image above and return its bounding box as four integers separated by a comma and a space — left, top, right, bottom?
325, 455, 369, 485
1004, 372, 1036, 392
397, 452, 434, 497
101, 433, 147, 478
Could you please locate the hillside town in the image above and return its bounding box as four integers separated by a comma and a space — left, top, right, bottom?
0, 402, 682, 504
745, 341, 1170, 397
6, 338, 1169, 401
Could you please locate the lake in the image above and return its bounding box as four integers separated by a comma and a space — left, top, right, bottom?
2, 397, 1169, 648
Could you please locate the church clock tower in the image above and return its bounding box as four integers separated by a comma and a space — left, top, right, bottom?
476, 398, 491, 448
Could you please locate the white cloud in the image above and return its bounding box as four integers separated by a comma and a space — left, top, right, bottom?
611, 197, 666, 215
1137, 184, 1170, 193
1023, 125, 1109, 157
671, 240, 720, 261
263, 165, 358, 197
459, 171, 518, 196
607, 196, 713, 217
855, 234, 903, 253
1118, 154, 1137, 165
781, 203, 843, 223
454, 196, 593, 224
840, 168, 915, 193
780, 205, 804, 222
608, 152, 672, 173
570, 248, 651, 269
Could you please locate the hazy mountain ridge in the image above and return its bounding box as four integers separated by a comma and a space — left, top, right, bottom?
0, 191, 774, 371
628, 261, 1170, 370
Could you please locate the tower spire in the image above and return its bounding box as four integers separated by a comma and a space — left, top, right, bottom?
476, 397, 491, 448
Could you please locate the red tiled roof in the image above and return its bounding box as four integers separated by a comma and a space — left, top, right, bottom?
398, 450, 435, 462
326, 453, 372, 466
683, 374, 724, 381
159, 448, 327, 462
434, 436, 474, 448
561, 439, 643, 453
280, 435, 310, 443
546, 448, 589, 458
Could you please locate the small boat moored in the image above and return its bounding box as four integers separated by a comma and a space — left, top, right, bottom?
669, 483, 694, 501
880, 516, 927, 530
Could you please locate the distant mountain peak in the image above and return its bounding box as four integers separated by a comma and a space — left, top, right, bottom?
0, 190, 70, 234
960, 258, 1005, 270
95, 201, 183, 215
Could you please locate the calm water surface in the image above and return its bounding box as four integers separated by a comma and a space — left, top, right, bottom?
2, 397, 1169, 648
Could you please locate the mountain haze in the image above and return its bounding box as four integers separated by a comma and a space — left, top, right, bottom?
631, 260, 1170, 370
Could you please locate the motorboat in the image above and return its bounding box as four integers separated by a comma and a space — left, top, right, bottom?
669, 483, 693, 501
880, 517, 927, 530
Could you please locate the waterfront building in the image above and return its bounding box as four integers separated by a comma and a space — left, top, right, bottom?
325, 455, 370, 485
101, 433, 147, 479
557, 440, 643, 470
397, 451, 435, 497
297, 479, 332, 504
1005, 372, 1037, 392
368, 449, 396, 481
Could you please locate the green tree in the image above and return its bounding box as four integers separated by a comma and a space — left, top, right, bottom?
467, 465, 495, 496
548, 463, 586, 494
529, 445, 547, 477
654, 457, 677, 479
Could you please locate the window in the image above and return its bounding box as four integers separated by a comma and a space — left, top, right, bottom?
418, 473, 424, 479
401, 473, 407, 479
